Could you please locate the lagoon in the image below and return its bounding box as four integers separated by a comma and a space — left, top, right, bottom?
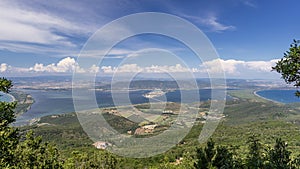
14, 89, 226, 125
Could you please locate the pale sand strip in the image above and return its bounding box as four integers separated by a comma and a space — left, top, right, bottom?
253, 90, 282, 104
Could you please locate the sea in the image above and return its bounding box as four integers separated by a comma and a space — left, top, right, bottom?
256, 89, 300, 104
0, 91, 14, 102
14, 89, 227, 125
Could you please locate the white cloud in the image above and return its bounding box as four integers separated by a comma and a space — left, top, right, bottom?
241, 0, 257, 8
246, 59, 279, 72
29, 57, 84, 73
201, 16, 236, 32
0, 63, 27, 74
183, 14, 235, 32
101, 64, 143, 73
144, 64, 192, 73
79, 48, 135, 58
0, 2, 66, 44
201, 59, 244, 75
115, 64, 143, 73
201, 58, 279, 75
1, 57, 280, 79
27, 57, 102, 74
101, 66, 114, 73
0, 1, 96, 53
101, 64, 197, 74
0, 63, 8, 72
89, 65, 100, 73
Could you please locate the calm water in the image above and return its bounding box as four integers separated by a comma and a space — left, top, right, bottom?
256, 90, 300, 103
0, 91, 14, 102
14, 89, 225, 125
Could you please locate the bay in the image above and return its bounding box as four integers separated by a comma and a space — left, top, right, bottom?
256, 89, 300, 103
0, 91, 14, 102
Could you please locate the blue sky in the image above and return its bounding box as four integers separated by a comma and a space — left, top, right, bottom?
0, 0, 299, 79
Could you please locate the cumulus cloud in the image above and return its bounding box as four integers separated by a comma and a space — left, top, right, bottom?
0, 63, 8, 72
101, 64, 197, 74
101, 66, 114, 73
144, 64, 193, 73
1, 57, 280, 78
246, 59, 279, 72
101, 64, 143, 73
0, 63, 27, 74
100, 59, 279, 75
89, 65, 100, 73
201, 58, 279, 75
29, 57, 84, 73
201, 59, 244, 75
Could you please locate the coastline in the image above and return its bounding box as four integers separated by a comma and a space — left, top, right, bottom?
0, 92, 16, 102
8, 93, 16, 102
11, 90, 35, 116
253, 90, 283, 104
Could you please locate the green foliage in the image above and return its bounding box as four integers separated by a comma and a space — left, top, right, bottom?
246, 135, 264, 168
0, 78, 62, 169
193, 139, 242, 169
273, 39, 300, 96
194, 139, 215, 169
205, 139, 215, 164
0, 77, 13, 93
3, 77, 300, 168
0, 123, 19, 168
266, 138, 293, 169
0, 78, 19, 168
0, 102, 17, 126
14, 131, 62, 169
194, 147, 209, 168
63, 150, 118, 169
27, 89, 300, 168
0, 76, 120, 168
212, 146, 235, 169
178, 151, 197, 169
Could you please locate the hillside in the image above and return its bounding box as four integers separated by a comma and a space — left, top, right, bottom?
19, 89, 300, 167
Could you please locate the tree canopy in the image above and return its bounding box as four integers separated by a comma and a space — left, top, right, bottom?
0, 77, 62, 168
273, 39, 300, 96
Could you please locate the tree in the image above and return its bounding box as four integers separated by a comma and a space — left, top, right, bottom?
0, 77, 62, 168
266, 138, 292, 169
63, 150, 119, 169
246, 136, 264, 169
0, 78, 13, 93
14, 131, 62, 169
194, 139, 216, 169
212, 146, 235, 169
178, 151, 197, 169
0, 78, 19, 168
273, 39, 300, 96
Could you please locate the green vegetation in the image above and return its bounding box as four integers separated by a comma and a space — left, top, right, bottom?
273, 39, 300, 96
3, 77, 300, 168
11, 90, 34, 116
0, 78, 63, 168
17, 87, 300, 168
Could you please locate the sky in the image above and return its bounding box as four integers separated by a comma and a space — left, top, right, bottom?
0, 0, 299, 79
